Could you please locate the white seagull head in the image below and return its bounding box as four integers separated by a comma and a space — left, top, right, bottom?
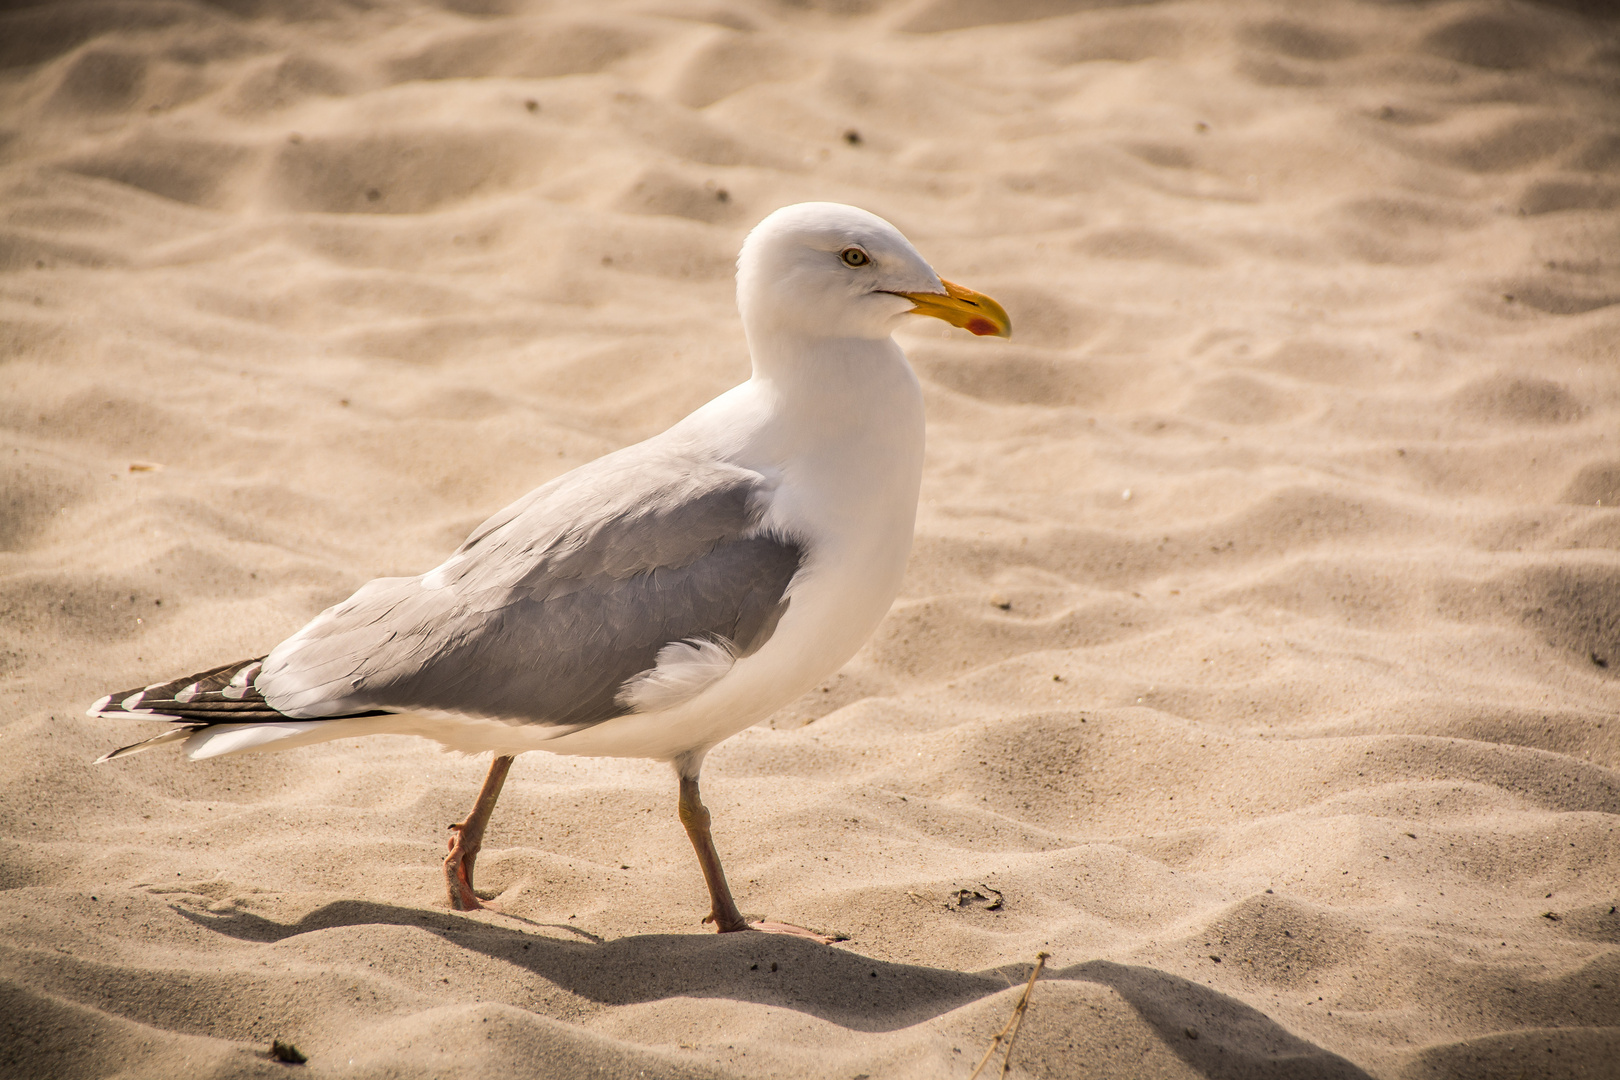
736, 202, 1011, 344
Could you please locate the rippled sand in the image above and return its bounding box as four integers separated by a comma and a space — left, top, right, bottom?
3, 1, 1618, 1077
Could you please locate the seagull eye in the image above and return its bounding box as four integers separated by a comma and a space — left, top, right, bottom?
840, 247, 870, 267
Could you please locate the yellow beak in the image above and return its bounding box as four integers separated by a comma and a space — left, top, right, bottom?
894, 279, 1011, 338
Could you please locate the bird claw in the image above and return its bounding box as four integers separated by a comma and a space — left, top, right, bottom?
745, 920, 844, 944
708, 914, 840, 943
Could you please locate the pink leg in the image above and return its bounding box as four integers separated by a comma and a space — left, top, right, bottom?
678, 774, 841, 943
445, 754, 514, 911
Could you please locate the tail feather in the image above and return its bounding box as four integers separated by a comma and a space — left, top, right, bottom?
95, 726, 199, 763
87, 656, 391, 761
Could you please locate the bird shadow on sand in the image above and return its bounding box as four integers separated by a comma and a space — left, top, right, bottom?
175, 900, 1369, 1075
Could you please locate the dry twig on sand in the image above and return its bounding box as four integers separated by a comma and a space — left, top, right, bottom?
968, 952, 1049, 1079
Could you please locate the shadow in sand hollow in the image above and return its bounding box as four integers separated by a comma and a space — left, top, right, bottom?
178, 901, 1371, 1075
1067, 961, 1372, 1080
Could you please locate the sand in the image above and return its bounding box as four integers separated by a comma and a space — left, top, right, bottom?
3, 0, 1618, 1076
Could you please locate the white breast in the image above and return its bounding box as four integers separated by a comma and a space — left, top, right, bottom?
534, 337, 927, 762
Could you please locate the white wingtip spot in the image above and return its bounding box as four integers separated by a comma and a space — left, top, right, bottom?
175, 682, 201, 703
120, 692, 145, 712
87, 695, 112, 717
221, 685, 248, 700
230, 662, 263, 689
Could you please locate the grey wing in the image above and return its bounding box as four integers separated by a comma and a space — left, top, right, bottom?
256, 444, 804, 728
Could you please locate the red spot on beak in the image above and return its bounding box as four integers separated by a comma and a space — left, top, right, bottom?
966, 317, 997, 336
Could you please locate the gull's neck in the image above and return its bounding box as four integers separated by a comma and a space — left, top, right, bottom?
745, 325, 913, 397
697, 329, 927, 553
745, 332, 919, 443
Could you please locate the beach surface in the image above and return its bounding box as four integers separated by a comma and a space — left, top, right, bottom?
3, 0, 1618, 1076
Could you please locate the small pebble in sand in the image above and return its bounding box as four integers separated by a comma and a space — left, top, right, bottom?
270, 1040, 306, 1064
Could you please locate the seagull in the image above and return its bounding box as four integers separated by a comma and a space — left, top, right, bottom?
88, 202, 1010, 937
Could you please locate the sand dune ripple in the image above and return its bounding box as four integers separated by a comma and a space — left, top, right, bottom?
2, 1, 1617, 1076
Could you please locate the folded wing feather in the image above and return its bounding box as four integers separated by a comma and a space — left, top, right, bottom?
255, 442, 806, 728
